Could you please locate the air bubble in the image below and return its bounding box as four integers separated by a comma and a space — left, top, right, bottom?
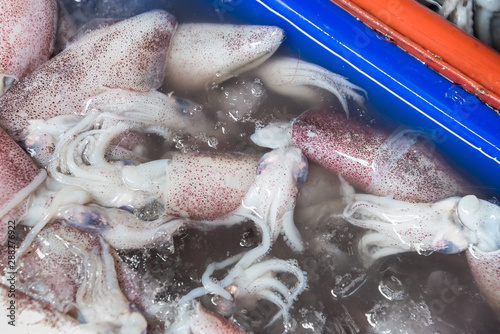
207, 136, 218, 148
251, 84, 265, 97
134, 200, 165, 221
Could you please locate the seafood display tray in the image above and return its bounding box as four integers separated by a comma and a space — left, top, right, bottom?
211, 0, 500, 194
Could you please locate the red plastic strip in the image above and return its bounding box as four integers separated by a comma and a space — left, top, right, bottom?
330, 0, 500, 112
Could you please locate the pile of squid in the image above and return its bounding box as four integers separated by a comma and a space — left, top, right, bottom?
1, 1, 499, 333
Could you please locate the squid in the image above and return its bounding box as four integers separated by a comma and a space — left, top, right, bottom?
1, 223, 147, 333
24, 85, 306, 251
474, 0, 500, 47
163, 23, 285, 94
56, 203, 186, 250
48, 121, 306, 251
1, 14, 365, 170
177, 212, 307, 331
0, 0, 58, 95
42, 95, 257, 213
168, 301, 247, 334
25, 88, 214, 167
162, 24, 365, 114
252, 108, 472, 203
340, 178, 500, 316
0, 127, 46, 245
0, 10, 177, 165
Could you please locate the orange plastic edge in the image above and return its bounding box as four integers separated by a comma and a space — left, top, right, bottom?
330, 0, 500, 112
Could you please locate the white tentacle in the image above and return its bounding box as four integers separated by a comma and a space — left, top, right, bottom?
340, 178, 500, 265
253, 57, 366, 117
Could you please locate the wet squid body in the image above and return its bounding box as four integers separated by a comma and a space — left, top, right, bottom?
339, 181, 500, 316
0, 4, 369, 333
254, 107, 500, 320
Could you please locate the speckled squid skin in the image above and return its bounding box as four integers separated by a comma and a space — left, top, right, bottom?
0, 0, 57, 84
466, 247, 500, 316
1, 222, 146, 332
0, 283, 91, 334
163, 23, 285, 93
163, 153, 259, 220
0, 128, 45, 244
0, 10, 177, 139
190, 304, 247, 334
292, 109, 470, 203
1, 223, 100, 313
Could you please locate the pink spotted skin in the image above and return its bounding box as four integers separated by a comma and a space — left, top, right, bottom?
0, 223, 97, 314
466, 247, 500, 316
164, 153, 259, 220
0, 283, 85, 333
163, 24, 284, 94
0, 128, 45, 244
0, 10, 177, 139
292, 109, 470, 203
0, 0, 57, 82
191, 304, 247, 334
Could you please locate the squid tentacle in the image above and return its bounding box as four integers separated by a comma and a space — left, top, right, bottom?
253, 57, 366, 117
341, 184, 472, 265
198, 148, 307, 253
179, 211, 306, 329
75, 238, 147, 332
16, 185, 91, 258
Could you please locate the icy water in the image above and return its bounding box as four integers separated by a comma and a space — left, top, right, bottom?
56, 0, 500, 333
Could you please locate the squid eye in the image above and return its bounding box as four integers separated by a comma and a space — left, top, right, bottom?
292, 154, 308, 186
64, 207, 109, 232
294, 166, 308, 186
256, 151, 278, 175
457, 195, 480, 231
436, 241, 461, 254
458, 195, 480, 216
256, 157, 270, 176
